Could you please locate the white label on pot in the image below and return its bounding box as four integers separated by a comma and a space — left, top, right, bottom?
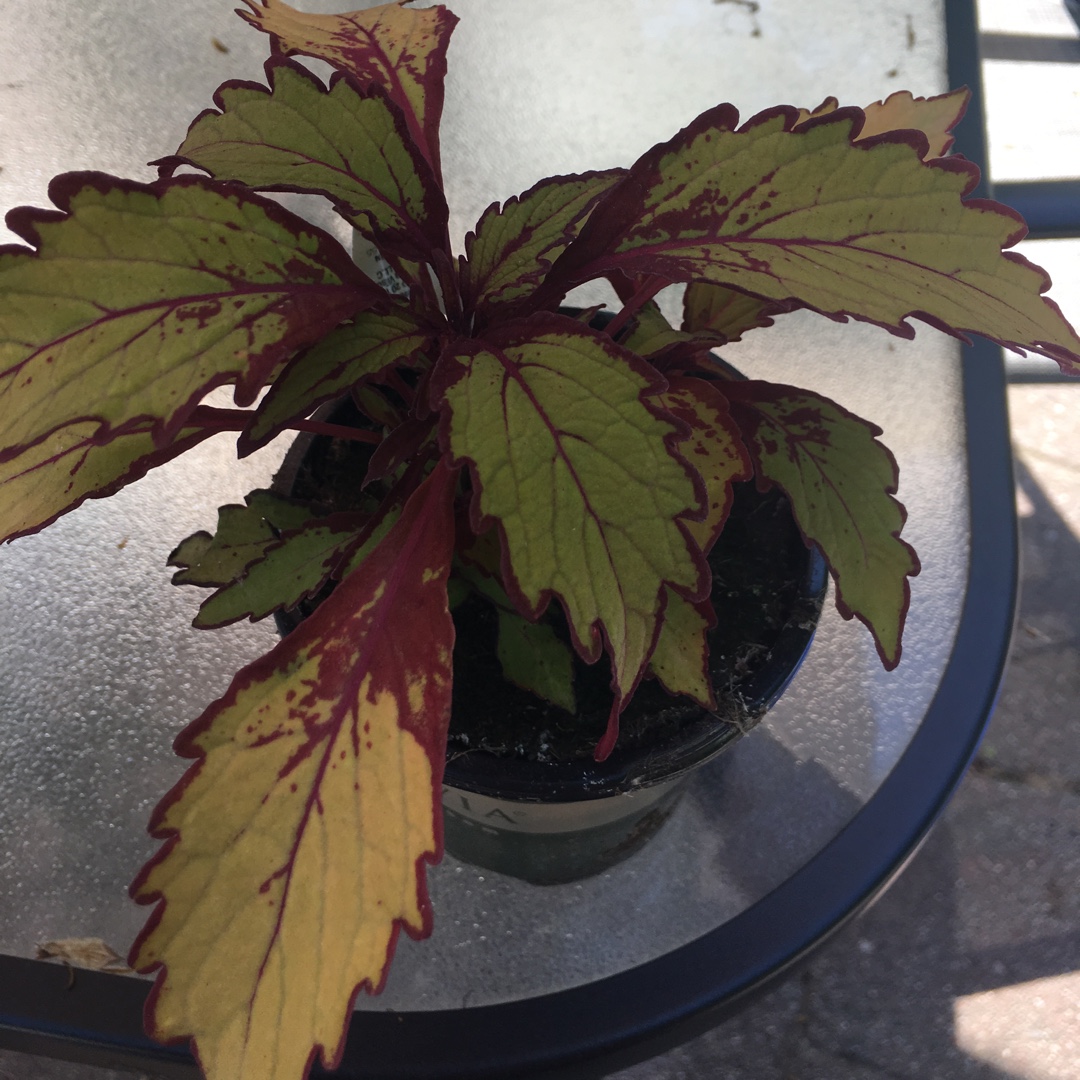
441, 780, 678, 835
353, 238, 409, 296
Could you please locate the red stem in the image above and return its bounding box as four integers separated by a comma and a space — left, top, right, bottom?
604, 277, 666, 339
288, 418, 383, 444
186, 406, 382, 445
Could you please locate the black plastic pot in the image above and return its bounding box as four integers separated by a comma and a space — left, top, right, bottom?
273, 387, 827, 886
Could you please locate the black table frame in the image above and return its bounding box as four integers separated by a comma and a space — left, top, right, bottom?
0, 1, 1020, 1075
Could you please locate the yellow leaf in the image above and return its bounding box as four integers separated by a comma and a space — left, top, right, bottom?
649, 591, 715, 708
797, 88, 971, 159
130, 463, 457, 1080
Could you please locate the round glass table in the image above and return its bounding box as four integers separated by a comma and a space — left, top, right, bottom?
0, 1, 1015, 1076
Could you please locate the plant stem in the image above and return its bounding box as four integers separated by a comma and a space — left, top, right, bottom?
186, 406, 382, 444
288, 419, 383, 443
604, 277, 666, 338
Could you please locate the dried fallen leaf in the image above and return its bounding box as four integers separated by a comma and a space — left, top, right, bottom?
36, 937, 131, 972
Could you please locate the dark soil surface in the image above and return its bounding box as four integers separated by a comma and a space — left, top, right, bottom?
447, 481, 818, 764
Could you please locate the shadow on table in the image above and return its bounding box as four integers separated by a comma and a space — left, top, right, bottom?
613, 456, 1080, 1078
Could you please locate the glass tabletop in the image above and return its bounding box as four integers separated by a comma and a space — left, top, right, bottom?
0, 1, 1008, 1074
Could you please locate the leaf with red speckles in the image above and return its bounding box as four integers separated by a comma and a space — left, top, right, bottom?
159, 59, 449, 264
461, 170, 624, 320
238, 0, 458, 176
723, 379, 919, 669
646, 375, 751, 704
551, 103, 1080, 374
797, 88, 970, 159
432, 314, 705, 759
0, 174, 375, 542
661, 375, 752, 552
129, 460, 457, 1080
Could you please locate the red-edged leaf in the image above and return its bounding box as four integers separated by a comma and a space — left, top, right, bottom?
460, 170, 624, 320
432, 315, 705, 759
130, 460, 457, 1080
661, 375, 752, 550
615, 301, 721, 371
238, 0, 458, 178
242, 308, 434, 453
617, 301, 685, 357
617, 295, 773, 374
552, 104, 1080, 374
797, 88, 970, 159
0, 419, 214, 545
644, 375, 750, 706
723, 379, 919, 668
160, 59, 449, 264
0, 174, 374, 539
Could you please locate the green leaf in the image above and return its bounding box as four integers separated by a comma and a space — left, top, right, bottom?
723, 379, 919, 668
461, 171, 624, 319
170, 490, 318, 587
0, 175, 374, 538
242, 308, 434, 452
618, 301, 684, 358
193, 510, 369, 629
131, 461, 458, 1080
162, 59, 449, 263
555, 104, 1080, 374
618, 296, 771, 372
497, 610, 577, 714
238, 0, 458, 177
682, 282, 787, 343
455, 558, 577, 712
0, 419, 213, 544
433, 315, 705, 757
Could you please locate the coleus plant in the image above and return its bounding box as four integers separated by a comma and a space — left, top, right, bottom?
2, 2, 1079, 1079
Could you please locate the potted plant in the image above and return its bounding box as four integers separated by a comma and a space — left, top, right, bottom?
1, 1, 1077, 1078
